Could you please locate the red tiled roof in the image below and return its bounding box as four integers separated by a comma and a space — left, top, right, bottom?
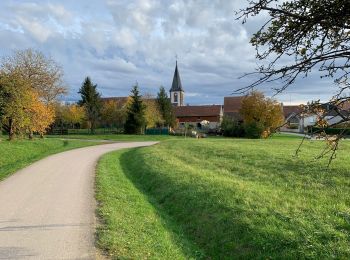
223, 96, 244, 113
283, 105, 302, 117
174, 105, 222, 117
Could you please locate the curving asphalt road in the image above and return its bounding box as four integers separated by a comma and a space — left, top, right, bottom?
0, 141, 157, 259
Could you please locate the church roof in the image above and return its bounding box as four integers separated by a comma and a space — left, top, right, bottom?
170, 61, 184, 92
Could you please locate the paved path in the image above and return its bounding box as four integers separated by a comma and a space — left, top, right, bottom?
0, 142, 157, 259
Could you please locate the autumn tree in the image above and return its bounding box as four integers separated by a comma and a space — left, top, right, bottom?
0, 49, 67, 140
124, 84, 146, 134
0, 71, 56, 140
240, 91, 284, 138
100, 99, 128, 129
0, 71, 32, 140
143, 93, 163, 128
1, 49, 66, 104
156, 86, 175, 127
78, 77, 101, 134
27, 91, 55, 138
55, 103, 85, 129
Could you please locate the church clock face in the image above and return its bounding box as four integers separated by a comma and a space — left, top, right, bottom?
174, 92, 178, 103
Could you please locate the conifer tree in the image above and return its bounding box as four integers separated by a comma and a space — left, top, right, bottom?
124, 84, 146, 134
78, 77, 101, 134
156, 86, 175, 127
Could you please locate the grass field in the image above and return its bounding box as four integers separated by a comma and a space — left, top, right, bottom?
0, 138, 100, 181
96, 137, 350, 259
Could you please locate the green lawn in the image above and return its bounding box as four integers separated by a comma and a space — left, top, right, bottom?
0, 138, 100, 181
96, 137, 350, 259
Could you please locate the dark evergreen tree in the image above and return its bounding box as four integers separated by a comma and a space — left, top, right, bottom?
78, 77, 101, 134
124, 84, 146, 134
156, 86, 175, 127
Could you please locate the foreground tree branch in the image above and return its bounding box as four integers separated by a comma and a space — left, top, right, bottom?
237, 0, 350, 165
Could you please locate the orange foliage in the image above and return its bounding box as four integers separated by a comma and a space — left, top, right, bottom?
240, 91, 284, 138
27, 91, 55, 137
100, 99, 127, 127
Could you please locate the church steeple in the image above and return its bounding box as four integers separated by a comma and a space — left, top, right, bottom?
170, 60, 184, 106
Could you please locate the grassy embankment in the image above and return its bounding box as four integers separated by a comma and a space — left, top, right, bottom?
0, 138, 100, 181
96, 136, 350, 259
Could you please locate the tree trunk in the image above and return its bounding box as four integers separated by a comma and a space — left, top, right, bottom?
90, 120, 95, 134
28, 130, 33, 140
8, 118, 14, 141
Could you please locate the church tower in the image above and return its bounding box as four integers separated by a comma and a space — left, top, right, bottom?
170, 61, 184, 106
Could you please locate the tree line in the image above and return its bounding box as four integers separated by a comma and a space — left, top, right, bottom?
0, 49, 176, 140
66, 77, 176, 135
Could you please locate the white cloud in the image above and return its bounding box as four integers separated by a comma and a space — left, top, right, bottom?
0, 0, 337, 104
17, 17, 52, 42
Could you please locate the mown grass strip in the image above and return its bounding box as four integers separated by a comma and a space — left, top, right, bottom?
96, 150, 202, 259
97, 138, 350, 259
0, 138, 100, 180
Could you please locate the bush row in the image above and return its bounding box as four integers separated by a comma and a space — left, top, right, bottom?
221, 116, 265, 139
309, 127, 350, 135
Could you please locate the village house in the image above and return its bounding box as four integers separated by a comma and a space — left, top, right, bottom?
102, 62, 336, 134
174, 105, 223, 129
300, 102, 350, 131
223, 96, 244, 121
281, 105, 303, 132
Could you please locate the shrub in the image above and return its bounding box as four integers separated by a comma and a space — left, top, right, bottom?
240, 91, 284, 138
309, 127, 350, 135
221, 117, 245, 137
244, 121, 264, 139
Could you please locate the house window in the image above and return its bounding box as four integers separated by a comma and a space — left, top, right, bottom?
174, 92, 178, 103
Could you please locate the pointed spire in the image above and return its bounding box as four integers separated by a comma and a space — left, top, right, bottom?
170, 61, 184, 92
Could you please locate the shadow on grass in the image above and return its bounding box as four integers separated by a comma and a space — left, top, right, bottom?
119, 148, 312, 259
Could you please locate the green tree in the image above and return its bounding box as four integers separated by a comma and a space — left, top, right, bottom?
78, 77, 101, 134
0, 71, 32, 140
124, 84, 146, 134
221, 116, 245, 137
143, 93, 164, 128
156, 86, 175, 127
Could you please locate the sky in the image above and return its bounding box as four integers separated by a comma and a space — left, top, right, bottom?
0, 0, 341, 105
